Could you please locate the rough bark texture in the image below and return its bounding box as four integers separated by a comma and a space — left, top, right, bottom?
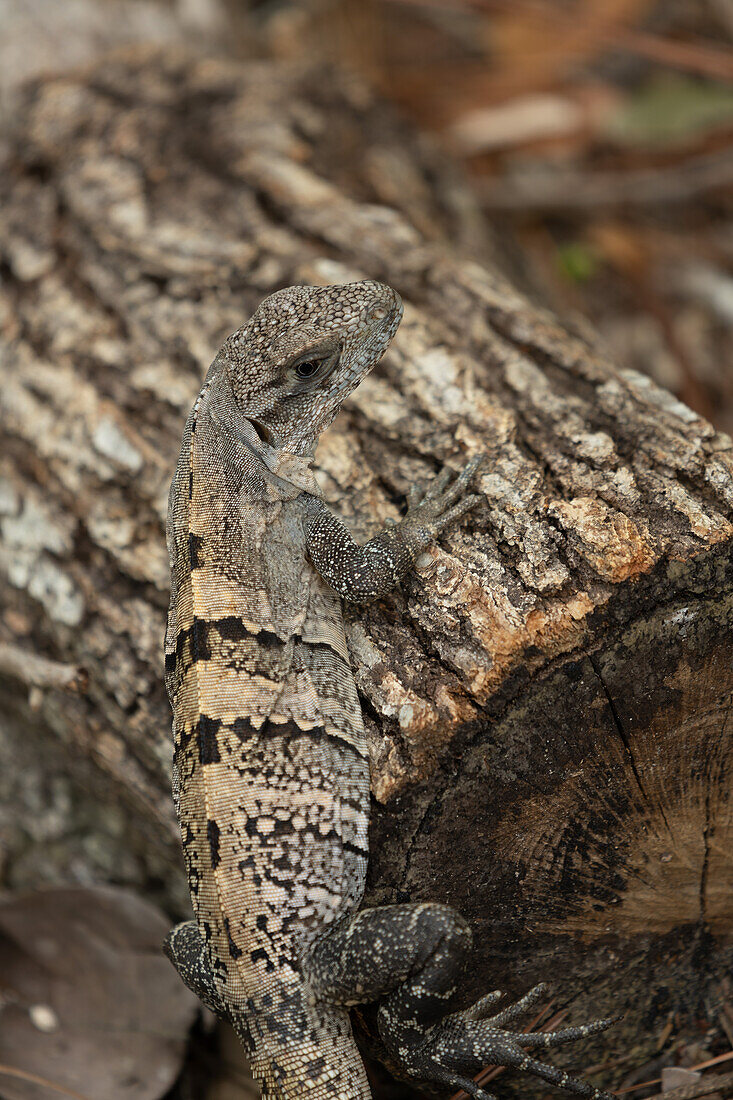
1, 50, 733, 1096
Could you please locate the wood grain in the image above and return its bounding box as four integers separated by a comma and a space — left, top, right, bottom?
1, 50, 731, 1095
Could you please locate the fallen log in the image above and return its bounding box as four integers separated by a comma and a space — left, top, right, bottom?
1, 49, 732, 1096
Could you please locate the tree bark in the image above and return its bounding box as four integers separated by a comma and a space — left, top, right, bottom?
1, 49, 732, 1096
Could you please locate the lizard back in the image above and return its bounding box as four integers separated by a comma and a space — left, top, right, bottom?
164, 281, 617, 1100
165, 367, 372, 1097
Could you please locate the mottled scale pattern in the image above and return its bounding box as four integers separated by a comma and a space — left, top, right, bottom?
165, 283, 404, 1098
165, 281, 617, 1100
167, 412, 370, 1097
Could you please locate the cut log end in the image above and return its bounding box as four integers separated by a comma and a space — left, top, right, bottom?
367, 551, 733, 1090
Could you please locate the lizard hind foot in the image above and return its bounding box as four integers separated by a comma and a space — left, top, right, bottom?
304, 903, 614, 1100
392, 995, 617, 1100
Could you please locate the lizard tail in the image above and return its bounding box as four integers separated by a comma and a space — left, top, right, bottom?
243, 1001, 372, 1100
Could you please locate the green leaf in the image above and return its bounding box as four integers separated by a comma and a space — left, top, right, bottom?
556, 241, 600, 283
607, 74, 733, 148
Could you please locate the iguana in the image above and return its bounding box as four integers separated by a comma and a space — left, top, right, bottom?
163, 280, 615, 1100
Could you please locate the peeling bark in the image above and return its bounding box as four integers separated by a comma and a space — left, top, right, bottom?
1, 51, 732, 1094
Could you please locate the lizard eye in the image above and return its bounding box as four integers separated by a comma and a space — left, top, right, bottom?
288, 345, 340, 390
294, 359, 322, 380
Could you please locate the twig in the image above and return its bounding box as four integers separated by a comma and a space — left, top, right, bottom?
388, 0, 733, 81
0, 642, 88, 693
478, 150, 733, 212
617, 1051, 733, 1094
0, 1063, 92, 1100
614, 26, 733, 81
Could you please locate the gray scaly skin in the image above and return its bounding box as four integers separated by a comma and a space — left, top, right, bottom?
164, 280, 616, 1100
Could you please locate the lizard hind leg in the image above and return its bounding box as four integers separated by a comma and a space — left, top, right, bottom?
164, 920, 229, 1021
302, 903, 616, 1100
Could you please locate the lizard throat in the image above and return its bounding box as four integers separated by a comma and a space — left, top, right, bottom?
239, 417, 322, 497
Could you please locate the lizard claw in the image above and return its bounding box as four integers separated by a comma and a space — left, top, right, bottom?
474, 982, 549, 1026
404, 455, 485, 537
462, 989, 504, 1022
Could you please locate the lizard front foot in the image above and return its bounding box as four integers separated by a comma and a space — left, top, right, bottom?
401, 454, 485, 547
381, 983, 617, 1100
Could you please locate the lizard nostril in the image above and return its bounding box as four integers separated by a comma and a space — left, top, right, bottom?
368, 305, 389, 322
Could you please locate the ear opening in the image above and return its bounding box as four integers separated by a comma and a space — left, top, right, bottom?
248, 418, 273, 446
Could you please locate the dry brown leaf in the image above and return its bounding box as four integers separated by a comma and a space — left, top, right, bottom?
0, 887, 198, 1100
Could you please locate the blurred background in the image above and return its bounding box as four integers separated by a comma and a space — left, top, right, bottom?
2, 1, 733, 1098
4, 0, 733, 433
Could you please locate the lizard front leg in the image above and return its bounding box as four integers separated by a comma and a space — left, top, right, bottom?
164, 921, 230, 1020
165, 923, 260, 1059
303, 455, 485, 601
301, 904, 616, 1100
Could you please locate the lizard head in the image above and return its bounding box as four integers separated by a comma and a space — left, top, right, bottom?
218, 280, 403, 455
